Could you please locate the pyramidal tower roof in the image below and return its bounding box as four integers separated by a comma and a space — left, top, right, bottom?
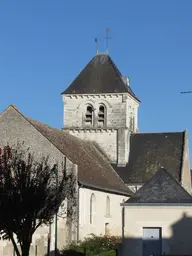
62, 54, 139, 101
126, 167, 192, 204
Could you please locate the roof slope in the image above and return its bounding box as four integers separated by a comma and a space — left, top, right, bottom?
13, 109, 131, 196
113, 132, 184, 184
62, 54, 139, 101
126, 168, 192, 203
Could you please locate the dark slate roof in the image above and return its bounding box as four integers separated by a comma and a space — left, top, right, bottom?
62, 54, 139, 101
4, 106, 131, 196
126, 168, 192, 203
112, 132, 184, 184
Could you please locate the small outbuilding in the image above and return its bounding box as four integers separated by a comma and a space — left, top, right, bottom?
121, 168, 192, 256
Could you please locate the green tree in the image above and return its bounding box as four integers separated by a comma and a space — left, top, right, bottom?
0, 144, 76, 256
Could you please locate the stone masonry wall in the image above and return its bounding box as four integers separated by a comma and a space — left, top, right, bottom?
62, 93, 139, 130
0, 106, 78, 255
181, 130, 192, 194
68, 129, 117, 163
62, 93, 139, 163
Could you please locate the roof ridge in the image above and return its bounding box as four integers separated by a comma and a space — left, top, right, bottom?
6, 107, 131, 195
126, 167, 192, 203
0, 104, 18, 120
145, 168, 191, 196
1, 106, 84, 164
25, 117, 87, 158
132, 131, 185, 135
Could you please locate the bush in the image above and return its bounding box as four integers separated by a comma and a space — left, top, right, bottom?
95, 250, 116, 256
62, 234, 121, 256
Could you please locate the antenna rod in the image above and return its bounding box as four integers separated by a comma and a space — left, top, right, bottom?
95, 38, 99, 55
180, 91, 192, 94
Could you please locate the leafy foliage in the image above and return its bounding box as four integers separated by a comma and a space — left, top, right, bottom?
94, 250, 116, 256
62, 234, 120, 256
0, 143, 76, 256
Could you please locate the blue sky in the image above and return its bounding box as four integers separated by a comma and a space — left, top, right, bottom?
1, 1, 192, 159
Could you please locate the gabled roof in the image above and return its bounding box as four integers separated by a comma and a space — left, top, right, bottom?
126, 168, 192, 203
62, 54, 139, 101
0, 105, 132, 196
113, 132, 184, 184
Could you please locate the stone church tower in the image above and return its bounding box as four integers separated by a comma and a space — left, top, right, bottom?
62, 54, 140, 166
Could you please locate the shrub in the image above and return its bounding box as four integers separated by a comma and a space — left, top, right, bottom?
62, 234, 121, 256
95, 250, 116, 256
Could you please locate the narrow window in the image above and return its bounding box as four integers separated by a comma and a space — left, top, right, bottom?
129, 115, 133, 131
98, 105, 106, 127
132, 109, 135, 131
85, 105, 93, 127
132, 116, 135, 131
105, 223, 110, 235
129, 113, 135, 131
106, 196, 110, 217
90, 193, 96, 224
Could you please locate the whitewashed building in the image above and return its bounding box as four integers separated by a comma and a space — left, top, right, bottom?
121, 168, 192, 256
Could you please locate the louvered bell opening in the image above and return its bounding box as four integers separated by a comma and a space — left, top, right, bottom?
85, 106, 93, 127
98, 105, 105, 128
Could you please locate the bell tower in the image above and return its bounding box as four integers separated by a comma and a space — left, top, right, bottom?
62, 54, 140, 165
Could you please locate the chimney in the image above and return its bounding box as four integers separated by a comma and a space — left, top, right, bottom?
122, 76, 130, 87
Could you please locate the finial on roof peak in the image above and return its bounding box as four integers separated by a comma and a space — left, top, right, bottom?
9, 104, 18, 110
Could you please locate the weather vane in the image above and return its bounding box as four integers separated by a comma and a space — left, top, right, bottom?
105, 28, 112, 55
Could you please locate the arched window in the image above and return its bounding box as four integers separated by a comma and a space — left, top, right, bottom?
129, 114, 133, 131
90, 193, 96, 224
129, 113, 134, 131
85, 105, 94, 127
132, 116, 135, 131
106, 196, 110, 217
105, 223, 110, 235
98, 105, 106, 127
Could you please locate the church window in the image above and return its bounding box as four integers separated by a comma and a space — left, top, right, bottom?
105, 223, 110, 235
90, 193, 96, 224
129, 115, 133, 131
105, 196, 110, 217
85, 105, 94, 127
98, 105, 106, 128
129, 114, 135, 131
132, 116, 135, 131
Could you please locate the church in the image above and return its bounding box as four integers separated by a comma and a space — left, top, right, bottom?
0, 53, 191, 255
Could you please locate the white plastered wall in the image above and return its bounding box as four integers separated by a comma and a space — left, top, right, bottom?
79, 187, 128, 241
122, 205, 192, 256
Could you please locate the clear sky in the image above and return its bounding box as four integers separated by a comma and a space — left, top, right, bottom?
1, 1, 192, 159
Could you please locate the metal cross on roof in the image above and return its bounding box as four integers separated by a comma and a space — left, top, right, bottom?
105, 28, 112, 55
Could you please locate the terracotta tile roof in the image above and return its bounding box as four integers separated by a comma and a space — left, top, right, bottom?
113, 132, 184, 184
62, 54, 139, 102
126, 168, 192, 203
24, 115, 132, 196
